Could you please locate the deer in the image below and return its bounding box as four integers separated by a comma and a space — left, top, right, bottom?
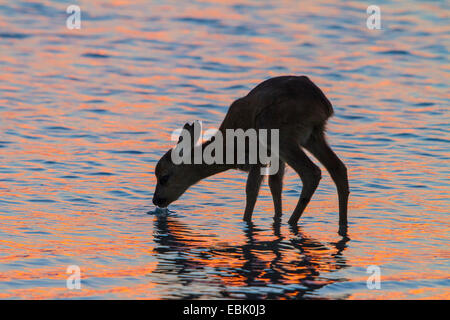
153, 75, 349, 232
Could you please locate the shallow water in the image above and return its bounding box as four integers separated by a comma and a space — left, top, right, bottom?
0, 0, 449, 299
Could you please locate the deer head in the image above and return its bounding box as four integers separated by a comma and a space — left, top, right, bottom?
152, 121, 201, 208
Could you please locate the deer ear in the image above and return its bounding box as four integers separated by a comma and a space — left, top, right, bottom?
184, 122, 195, 138
177, 132, 184, 144
182, 122, 191, 130
178, 121, 201, 145
178, 122, 193, 144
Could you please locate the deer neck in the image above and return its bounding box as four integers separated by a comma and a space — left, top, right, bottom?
189, 134, 233, 181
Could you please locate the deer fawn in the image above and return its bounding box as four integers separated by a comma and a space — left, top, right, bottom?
153, 76, 349, 230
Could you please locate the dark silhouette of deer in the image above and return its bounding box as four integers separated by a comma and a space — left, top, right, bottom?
153, 76, 349, 231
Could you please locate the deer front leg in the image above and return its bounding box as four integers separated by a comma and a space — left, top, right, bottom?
269, 160, 285, 218
243, 165, 264, 222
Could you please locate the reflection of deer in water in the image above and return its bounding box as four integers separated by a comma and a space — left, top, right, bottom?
151, 214, 350, 299
151, 214, 214, 299
214, 220, 350, 299
153, 76, 349, 233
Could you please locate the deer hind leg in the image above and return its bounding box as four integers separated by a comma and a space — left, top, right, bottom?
303, 130, 349, 227
268, 160, 285, 218
243, 165, 264, 222
279, 140, 322, 225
